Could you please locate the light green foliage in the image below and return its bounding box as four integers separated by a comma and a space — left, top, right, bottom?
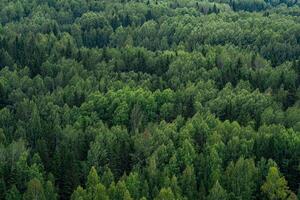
154, 188, 175, 200
261, 167, 290, 200
23, 178, 46, 200
207, 181, 228, 200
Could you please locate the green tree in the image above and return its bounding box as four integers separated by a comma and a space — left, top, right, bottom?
180, 165, 197, 200
85, 166, 102, 199
23, 178, 46, 200
261, 167, 290, 200
0, 177, 6, 199
71, 186, 87, 200
207, 181, 228, 200
28, 104, 42, 148
44, 180, 57, 200
101, 167, 114, 188
5, 185, 21, 200
109, 181, 132, 200
125, 172, 141, 200
93, 183, 109, 200
224, 158, 258, 200
154, 187, 175, 200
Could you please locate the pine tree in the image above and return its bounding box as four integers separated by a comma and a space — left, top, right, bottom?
94, 183, 109, 200
141, 180, 150, 200
101, 167, 114, 188
261, 167, 290, 200
44, 180, 58, 200
224, 158, 258, 200
109, 181, 132, 200
180, 165, 197, 199
125, 172, 141, 200
0, 128, 5, 144
169, 176, 181, 199
213, 4, 219, 14
87, 167, 100, 190
28, 104, 42, 148
0, 177, 6, 199
154, 187, 175, 200
23, 178, 46, 200
207, 181, 228, 200
86, 166, 100, 199
71, 186, 87, 200
5, 185, 21, 200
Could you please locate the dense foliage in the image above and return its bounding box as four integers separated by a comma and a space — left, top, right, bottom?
1, 0, 300, 199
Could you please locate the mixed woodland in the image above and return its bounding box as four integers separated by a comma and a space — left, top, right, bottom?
1, 0, 300, 199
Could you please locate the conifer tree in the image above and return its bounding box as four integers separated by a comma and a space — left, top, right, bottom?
261, 167, 290, 200
23, 178, 46, 200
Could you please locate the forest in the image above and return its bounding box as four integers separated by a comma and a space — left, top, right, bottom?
1, 0, 300, 199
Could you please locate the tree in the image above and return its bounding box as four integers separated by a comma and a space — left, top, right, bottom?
154, 188, 175, 200
109, 181, 132, 200
224, 158, 258, 200
88, 126, 131, 177
44, 180, 58, 200
71, 186, 87, 200
261, 167, 290, 200
86, 167, 100, 199
23, 178, 46, 200
113, 102, 129, 125
5, 185, 21, 200
71, 167, 109, 200
180, 165, 197, 200
93, 183, 109, 200
28, 104, 42, 148
0, 179, 5, 199
207, 181, 228, 200
0, 128, 6, 144
177, 139, 196, 168
213, 4, 219, 14
200, 146, 222, 191
130, 104, 144, 134
125, 172, 141, 200
101, 166, 114, 188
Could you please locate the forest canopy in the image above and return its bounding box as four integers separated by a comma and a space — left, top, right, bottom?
1, 0, 300, 199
